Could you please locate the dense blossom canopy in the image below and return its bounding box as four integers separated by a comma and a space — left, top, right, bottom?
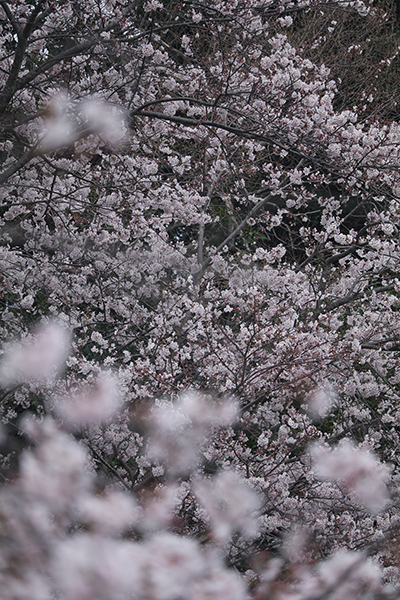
1, 0, 400, 598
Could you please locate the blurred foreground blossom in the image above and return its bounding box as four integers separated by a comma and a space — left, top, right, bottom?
0, 323, 70, 385
40, 93, 126, 152
0, 412, 248, 600
310, 440, 390, 512
79, 99, 126, 145
52, 532, 247, 600
39, 93, 75, 152
52, 535, 145, 600
147, 393, 238, 475
141, 482, 182, 531
282, 526, 310, 562
79, 490, 138, 534
56, 371, 122, 426
318, 550, 382, 592
194, 470, 261, 544
308, 383, 337, 419
272, 550, 384, 600
19, 417, 89, 513
142, 533, 247, 600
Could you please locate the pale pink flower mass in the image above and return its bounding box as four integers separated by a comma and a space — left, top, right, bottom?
0, 0, 399, 598
311, 440, 390, 512
56, 371, 122, 425
0, 323, 70, 385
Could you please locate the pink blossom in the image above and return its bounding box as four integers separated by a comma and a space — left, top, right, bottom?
0, 323, 70, 385
311, 440, 390, 512
194, 470, 261, 544
56, 372, 122, 425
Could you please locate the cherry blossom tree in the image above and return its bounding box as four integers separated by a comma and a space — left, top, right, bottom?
1, 0, 400, 598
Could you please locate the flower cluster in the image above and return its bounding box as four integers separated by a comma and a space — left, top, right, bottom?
0, 0, 399, 597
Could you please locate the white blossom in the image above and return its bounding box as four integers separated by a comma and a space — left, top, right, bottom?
56, 372, 122, 425
194, 470, 261, 544
0, 323, 70, 385
311, 440, 390, 512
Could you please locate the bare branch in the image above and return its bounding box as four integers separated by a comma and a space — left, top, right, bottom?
0, 1, 22, 39
193, 162, 305, 283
